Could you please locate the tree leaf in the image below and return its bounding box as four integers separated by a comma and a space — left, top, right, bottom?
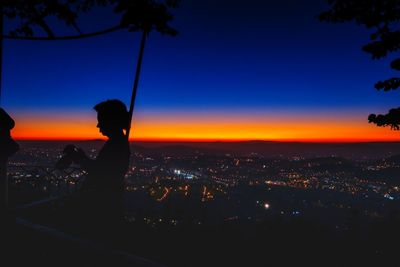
374, 78, 400, 91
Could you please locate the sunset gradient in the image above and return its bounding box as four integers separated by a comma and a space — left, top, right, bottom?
11, 110, 400, 142
4, 0, 400, 143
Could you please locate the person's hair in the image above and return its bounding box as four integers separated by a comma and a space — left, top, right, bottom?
0, 108, 15, 131
94, 99, 129, 130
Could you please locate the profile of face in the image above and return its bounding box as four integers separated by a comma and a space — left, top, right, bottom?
96, 113, 115, 137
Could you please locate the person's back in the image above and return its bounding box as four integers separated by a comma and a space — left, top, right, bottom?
84, 134, 130, 192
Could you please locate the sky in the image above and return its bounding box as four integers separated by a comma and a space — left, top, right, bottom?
2, 0, 400, 142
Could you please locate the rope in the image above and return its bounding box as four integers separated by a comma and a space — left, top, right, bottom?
126, 31, 148, 140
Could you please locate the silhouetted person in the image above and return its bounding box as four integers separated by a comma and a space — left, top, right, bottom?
57, 99, 130, 226
0, 108, 19, 209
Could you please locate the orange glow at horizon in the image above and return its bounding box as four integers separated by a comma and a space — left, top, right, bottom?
11, 111, 400, 142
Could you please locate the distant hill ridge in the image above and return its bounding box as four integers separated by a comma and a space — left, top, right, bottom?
17, 140, 400, 159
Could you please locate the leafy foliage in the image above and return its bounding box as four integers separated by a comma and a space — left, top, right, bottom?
369, 108, 400, 130
114, 0, 179, 35
320, 0, 400, 130
2, 0, 179, 38
3, 0, 81, 37
375, 77, 400, 91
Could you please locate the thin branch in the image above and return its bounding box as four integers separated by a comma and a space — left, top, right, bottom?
3, 25, 123, 40
71, 21, 83, 35
30, 5, 55, 38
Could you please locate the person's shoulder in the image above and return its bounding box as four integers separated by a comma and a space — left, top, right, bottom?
110, 136, 129, 145
107, 136, 130, 152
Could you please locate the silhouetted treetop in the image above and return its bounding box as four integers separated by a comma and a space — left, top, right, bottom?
319, 0, 400, 60
319, 0, 400, 28
3, 0, 86, 38
319, 0, 400, 130
115, 0, 179, 35
2, 0, 179, 40
368, 108, 400, 130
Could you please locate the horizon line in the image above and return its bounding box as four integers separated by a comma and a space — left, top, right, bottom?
14, 137, 400, 143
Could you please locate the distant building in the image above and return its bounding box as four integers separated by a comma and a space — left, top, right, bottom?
172, 169, 198, 180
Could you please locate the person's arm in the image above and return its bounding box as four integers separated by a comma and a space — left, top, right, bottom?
71, 148, 96, 172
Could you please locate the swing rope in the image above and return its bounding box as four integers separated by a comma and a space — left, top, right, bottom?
126, 31, 148, 140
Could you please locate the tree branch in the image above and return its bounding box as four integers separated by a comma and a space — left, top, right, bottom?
30, 5, 55, 38
3, 25, 123, 40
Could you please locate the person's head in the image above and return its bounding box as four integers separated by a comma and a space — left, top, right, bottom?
0, 108, 15, 136
94, 100, 129, 138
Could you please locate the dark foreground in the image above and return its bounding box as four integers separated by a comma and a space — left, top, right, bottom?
3, 204, 400, 267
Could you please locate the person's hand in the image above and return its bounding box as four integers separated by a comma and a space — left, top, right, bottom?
71, 147, 87, 164
55, 145, 77, 170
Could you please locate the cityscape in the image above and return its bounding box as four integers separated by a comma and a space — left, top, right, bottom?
7, 140, 400, 266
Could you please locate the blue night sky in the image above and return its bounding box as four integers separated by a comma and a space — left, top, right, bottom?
2, 0, 399, 141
